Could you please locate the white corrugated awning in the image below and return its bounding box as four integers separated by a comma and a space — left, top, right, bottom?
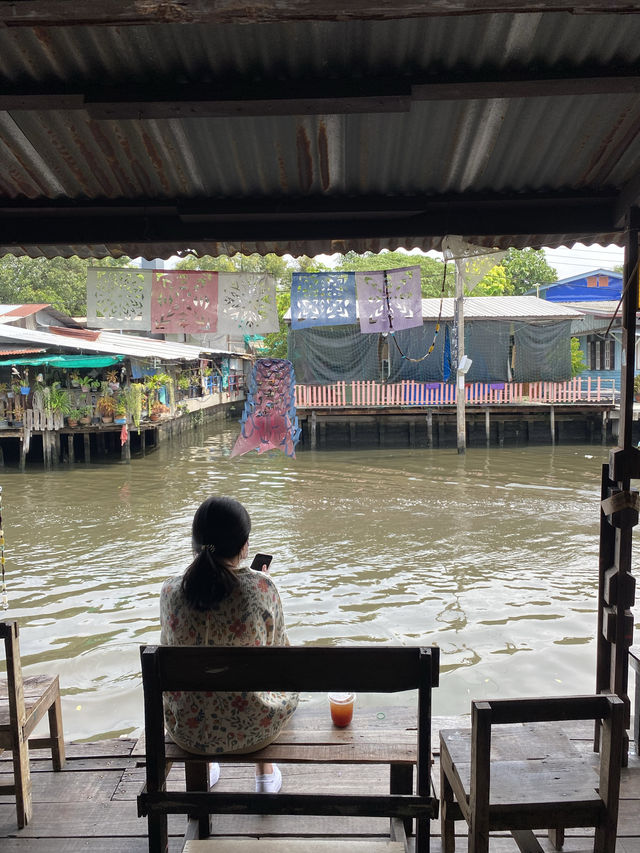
0, 324, 240, 360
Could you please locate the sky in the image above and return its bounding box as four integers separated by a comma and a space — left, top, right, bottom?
542, 243, 623, 279
168, 242, 625, 280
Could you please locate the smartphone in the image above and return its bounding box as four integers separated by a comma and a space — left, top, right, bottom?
250, 553, 273, 572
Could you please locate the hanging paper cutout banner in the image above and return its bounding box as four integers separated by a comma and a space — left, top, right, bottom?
87, 267, 152, 331
231, 358, 300, 459
152, 270, 218, 334
356, 265, 422, 333
442, 235, 506, 292
217, 272, 279, 335
291, 272, 357, 329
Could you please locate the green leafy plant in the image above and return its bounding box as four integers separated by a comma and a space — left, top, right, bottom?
44, 382, 72, 415
634, 374, 640, 395
570, 337, 586, 377
177, 374, 190, 390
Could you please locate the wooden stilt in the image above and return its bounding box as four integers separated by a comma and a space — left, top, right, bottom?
67, 434, 74, 464
19, 437, 26, 471
83, 433, 91, 463
349, 421, 356, 446
485, 410, 490, 446
121, 429, 131, 463
550, 406, 556, 445
426, 411, 433, 448
140, 428, 146, 457
310, 411, 317, 450
408, 420, 416, 447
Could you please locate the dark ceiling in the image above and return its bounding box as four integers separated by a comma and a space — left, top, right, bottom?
1, 1, 640, 258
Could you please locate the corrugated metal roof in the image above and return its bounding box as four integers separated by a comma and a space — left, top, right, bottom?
560, 300, 621, 316
0, 346, 44, 355
0, 13, 638, 257
0, 324, 237, 360
422, 296, 583, 321
285, 295, 582, 322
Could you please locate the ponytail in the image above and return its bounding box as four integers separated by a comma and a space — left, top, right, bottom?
182, 547, 238, 610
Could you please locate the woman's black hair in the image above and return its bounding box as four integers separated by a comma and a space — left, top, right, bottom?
181, 496, 251, 610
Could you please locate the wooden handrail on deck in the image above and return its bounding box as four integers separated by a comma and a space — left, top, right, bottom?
295, 378, 616, 408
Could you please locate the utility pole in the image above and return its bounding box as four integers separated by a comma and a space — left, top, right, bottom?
455, 264, 466, 454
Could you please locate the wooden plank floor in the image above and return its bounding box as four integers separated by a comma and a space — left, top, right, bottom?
0, 718, 639, 853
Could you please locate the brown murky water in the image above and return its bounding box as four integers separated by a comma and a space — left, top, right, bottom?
0, 423, 622, 740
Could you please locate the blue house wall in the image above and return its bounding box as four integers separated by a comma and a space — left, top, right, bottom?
535, 269, 623, 302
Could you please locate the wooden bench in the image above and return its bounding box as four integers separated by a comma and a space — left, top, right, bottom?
137, 645, 439, 853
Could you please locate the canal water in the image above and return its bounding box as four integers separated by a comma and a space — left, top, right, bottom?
0, 422, 630, 741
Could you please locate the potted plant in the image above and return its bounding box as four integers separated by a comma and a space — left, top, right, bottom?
45, 382, 72, 417
7, 381, 18, 399
69, 370, 81, 388
66, 407, 81, 428
96, 394, 116, 423
177, 374, 190, 398
78, 405, 93, 425
114, 399, 127, 424
80, 376, 91, 392
106, 368, 120, 390
19, 369, 30, 396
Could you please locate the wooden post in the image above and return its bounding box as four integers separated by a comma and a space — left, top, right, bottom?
602, 410, 608, 445
19, 437, 26, 471
310, 411, 317, 450
550, 406, 556, 445
426, 411, 433, 448
497, 420, 504, 448
485, 410, 490, 446
83, 433, 91, 463
121, 429, 131, 463
349, 421, 356, 446
67, 434, 74, 465
595, 222, 639, 762
140, 428, 146, 457
408, 420, 416, 448
378, 417, 385, 447
0, 443, 5, 467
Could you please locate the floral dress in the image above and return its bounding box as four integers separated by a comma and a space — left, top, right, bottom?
159, 566, 298, 754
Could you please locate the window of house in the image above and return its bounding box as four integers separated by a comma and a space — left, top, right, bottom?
586, 275, 609, 288
588, 334, 615, 370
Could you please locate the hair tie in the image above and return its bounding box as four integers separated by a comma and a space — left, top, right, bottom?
201, 543, 216, 553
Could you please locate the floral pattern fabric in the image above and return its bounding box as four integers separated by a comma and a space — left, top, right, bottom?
159, 567, 298, 754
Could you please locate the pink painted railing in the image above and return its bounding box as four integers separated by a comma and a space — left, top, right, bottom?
294, 378, 616, 408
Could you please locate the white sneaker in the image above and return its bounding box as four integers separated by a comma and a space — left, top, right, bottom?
255, 763, 282, 794
209, 762, 220, 788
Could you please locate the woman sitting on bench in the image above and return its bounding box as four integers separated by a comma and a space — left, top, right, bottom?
159, 495, 298, 794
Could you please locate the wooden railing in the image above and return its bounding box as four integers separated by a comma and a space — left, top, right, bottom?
295, 377, 617, 408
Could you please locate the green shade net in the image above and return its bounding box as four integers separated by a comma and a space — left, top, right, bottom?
513, 321, 572, 382
0, 355, 124, 368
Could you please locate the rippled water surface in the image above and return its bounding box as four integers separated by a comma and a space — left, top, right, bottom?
0, 423, 624, 740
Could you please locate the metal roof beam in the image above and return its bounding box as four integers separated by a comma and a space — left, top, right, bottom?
0, 192, 619, 245
1, 2, 638, 27
3, 69, 640, 118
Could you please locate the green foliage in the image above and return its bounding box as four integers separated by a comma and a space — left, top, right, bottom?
571, 337, 586, 377
0, 254, 132, 316
473, 265, 513, 296
501, 248, 557, 295
44, 382, 72, 415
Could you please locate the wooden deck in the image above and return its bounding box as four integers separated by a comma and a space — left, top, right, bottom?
1, 718, 639, 853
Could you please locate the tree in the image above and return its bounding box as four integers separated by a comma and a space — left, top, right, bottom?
571, 337, 586, 377
470, 264, 513, 296
501, 248, 557, 294
0, 254, 133, 316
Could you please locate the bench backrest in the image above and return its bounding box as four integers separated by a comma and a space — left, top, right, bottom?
0, 620, 25, 733
140, 644, 439, 795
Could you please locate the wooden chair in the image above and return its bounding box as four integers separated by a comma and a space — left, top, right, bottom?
440, 694, 624, 853
138, 644, 439, 853
0, 619, 65, 827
